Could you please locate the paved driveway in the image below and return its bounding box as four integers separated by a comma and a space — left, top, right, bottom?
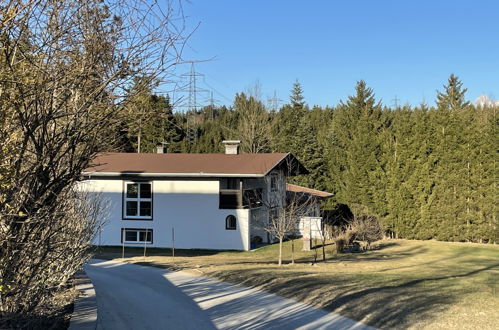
85, 259, 374, 330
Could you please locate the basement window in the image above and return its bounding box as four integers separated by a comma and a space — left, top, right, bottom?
122, 228, 153, 244
124, 182, 152, 219
225, 215, 237, 230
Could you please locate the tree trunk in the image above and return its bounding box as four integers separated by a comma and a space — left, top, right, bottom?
322, 237, 326, 262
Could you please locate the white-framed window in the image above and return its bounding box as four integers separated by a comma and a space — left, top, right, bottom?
122, 228, 153, 244
123, 182, 152, 219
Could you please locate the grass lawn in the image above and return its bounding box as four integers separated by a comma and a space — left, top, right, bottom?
94, 239, 499, 329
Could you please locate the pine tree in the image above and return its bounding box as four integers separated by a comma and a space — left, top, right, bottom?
290, 79, 305, 109
273, 81, 307, 153
329, 81, 386, 217
436, 74, 470, 111
429, 75, 471, 241
290, 108, 328, 190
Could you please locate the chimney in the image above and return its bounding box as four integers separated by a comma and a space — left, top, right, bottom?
222, 140, 240, 155
156, 142, 168, 154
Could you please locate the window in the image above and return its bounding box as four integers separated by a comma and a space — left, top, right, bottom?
122, 228, 153, 244
124, 182, 152, 219
225, 215, 237, 230
270, 173, 279, 192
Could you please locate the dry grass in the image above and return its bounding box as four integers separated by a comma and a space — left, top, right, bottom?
95, 239, 499, 329
1, 285, 78, 330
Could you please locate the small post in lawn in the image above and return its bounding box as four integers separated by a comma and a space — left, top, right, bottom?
143, 229, 148, 260
121, 230, 125, 260
172, 227, 175, 263
313, 237, 318, 264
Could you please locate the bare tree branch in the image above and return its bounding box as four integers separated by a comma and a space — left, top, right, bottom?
0, 0, 190, 325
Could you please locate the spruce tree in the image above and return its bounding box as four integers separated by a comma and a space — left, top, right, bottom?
290, 79, 305, 109
430, 75, 471, 241
329, 81, 385, 217
273, 81, 307, 154
436, 74, 470, 111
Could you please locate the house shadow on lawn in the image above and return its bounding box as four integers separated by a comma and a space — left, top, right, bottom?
292, 241, 426, 265
210, 262, 499, 328
94, 245, 223, 259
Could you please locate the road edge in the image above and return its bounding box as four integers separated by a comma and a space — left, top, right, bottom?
68, 270, 98, 330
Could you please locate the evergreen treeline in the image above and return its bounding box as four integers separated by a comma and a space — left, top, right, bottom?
116, 75, 498, 243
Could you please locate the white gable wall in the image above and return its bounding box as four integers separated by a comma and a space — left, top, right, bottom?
80, 179, 250, 250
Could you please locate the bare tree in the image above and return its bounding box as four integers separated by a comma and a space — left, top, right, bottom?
258, 162, 316, 266
234, 83, 272, 153
348, 215, 383, 250
0, 0, 188, 325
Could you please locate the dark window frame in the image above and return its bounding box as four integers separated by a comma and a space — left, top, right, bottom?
225, 215, 237, 230
121, 228, 153, 244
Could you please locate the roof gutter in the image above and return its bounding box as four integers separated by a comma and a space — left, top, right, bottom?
82, 171, 265, 178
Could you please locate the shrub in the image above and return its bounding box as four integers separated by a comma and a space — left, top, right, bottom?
333, 234, 348, 253
348, 216, 383, 250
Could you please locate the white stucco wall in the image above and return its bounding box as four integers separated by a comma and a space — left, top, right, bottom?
79, 179, 250, 250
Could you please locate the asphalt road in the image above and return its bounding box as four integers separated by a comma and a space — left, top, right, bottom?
85, 259, 374, 330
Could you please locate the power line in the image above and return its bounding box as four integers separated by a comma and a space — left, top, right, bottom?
201, 76, 233, 103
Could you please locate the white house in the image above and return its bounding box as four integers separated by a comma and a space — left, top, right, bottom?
80, 141, 309, 251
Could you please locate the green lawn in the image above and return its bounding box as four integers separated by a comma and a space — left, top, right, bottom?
94, 239, 499, 329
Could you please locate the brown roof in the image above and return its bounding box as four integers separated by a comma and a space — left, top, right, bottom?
84, 152, 307, 177
286, 184, 334, 198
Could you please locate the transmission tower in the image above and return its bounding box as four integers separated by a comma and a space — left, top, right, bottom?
391, 95, 400, 108
267, 90, 282, 112
205, 91, 220, 119
180, 63, 208, 143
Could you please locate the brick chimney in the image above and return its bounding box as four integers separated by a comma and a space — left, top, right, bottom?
222, 140, 240, 155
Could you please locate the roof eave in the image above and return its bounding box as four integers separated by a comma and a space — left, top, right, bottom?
263, 153, 309, 177
82, 171, 265, 178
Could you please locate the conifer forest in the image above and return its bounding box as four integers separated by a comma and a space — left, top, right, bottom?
117, 74, 498, 244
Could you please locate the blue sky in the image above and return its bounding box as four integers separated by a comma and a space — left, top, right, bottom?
169, 0, 498, 109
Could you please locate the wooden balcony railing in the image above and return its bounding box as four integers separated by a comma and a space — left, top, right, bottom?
219, 188, 264, 209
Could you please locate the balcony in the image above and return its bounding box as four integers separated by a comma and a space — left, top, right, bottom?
219, 188, 264, 209
219, 189, 243, 209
